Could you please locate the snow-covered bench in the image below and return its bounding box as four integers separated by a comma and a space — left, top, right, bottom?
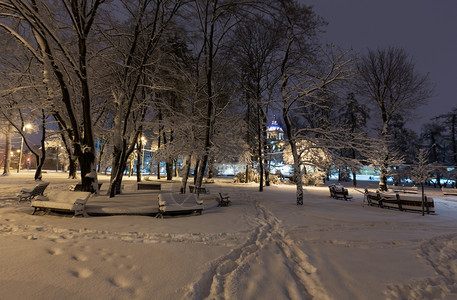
328, 184, 353, 201
156, 193, 203, 218
188, 185, 209, 194
17, 182, 49, 202
31, 191, 92, 217
442, 187, 457, 195
218, 192, 231, 207
364, 189, 434, 213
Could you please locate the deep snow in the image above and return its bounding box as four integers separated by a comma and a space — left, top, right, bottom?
1, 172, 457, 299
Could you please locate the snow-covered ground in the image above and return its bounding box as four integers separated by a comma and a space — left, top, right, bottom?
1, 172, 457, 300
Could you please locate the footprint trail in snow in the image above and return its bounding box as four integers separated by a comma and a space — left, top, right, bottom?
185, 193, 329, 300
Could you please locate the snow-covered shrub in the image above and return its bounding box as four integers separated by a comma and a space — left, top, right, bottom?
234, 169, 260, 183
268, 174, 280, 184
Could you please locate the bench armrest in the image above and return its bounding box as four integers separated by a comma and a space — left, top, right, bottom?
74, 198, 86, 205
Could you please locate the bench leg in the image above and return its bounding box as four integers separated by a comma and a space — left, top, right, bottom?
74, 210, 89, 218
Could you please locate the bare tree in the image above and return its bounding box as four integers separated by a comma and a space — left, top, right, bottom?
0, 34, 50, 180
228, 13, 281, 191
411, 148, 431, 216
357, 47, 433, 191
0, 0, 107, 191
188, 0, 264, 188
94, 0, 183, 197
275, 0, 355, 205
338, 92, 369, 186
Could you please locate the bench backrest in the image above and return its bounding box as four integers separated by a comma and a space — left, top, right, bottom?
396, 194, 434, 203
32, 182, 50, 196
159, 193, 201, 206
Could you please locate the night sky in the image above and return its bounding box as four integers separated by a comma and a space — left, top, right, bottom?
305, 0, 457, 132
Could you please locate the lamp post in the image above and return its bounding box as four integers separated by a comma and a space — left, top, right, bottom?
141, 136, 147, 175
17, 124, 32, 173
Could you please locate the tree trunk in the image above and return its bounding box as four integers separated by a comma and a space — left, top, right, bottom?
283, 103, 303, 205
291, 140, 304, 205
109, 142, 124, 197
136, 140, 142, 182
196, 2, 217, 189
110, 140, 132, 198
379, 122, 389, 191
97, 140, 106, 175
207, 157, 214, 179
157, 111, 162, 180
379, 162, 388, 191
166, 130, 173, 181
421, 183, 425, 216
452, 114, 456, 165
166, 160, 173, 180
2, 123, 12, 176
193, 160, 200, 185
180, 154, 192, 193
34, 113, 47, 181
263, 115, 270, 187
68, 158, 78, 179
77, 145, 97, 193
257, 104, 264, 192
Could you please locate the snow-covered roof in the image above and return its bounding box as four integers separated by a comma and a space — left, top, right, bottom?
266, 120, 283, 132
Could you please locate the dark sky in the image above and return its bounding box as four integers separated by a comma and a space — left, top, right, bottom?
305, 0, 457, 132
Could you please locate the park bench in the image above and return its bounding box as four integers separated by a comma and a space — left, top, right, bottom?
31, 191, 92, 217
17, 182, 50, 202
156, 193, 203, 218
137, 182, 161, 191
364, 190, 383, 207
218, 192, 231, 207
364, 189, 434, 214
328, 184, 353, 201
188, 185, 209, 194
388, 185, 418, 194
442, 187, 457, 196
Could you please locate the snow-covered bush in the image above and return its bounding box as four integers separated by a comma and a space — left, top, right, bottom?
234, 169, 259, 183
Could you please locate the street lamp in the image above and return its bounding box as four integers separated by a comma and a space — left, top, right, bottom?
140, 136, 147, 175
17, 124, 32, 173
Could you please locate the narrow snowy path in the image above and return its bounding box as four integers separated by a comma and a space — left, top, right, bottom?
185, 192, 329, 300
